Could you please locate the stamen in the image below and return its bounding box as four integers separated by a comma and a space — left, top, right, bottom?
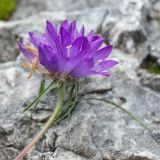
32, 58, 38, 72
21, 58, 50, 78
21, 62, 30, 68
25, 45, 38, 56
27, 59, 38, 79
66, 45, 71, 57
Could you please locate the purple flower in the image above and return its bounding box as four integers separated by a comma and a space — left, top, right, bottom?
18, 20, 118, 79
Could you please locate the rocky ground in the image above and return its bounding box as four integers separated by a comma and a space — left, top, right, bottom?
0, 0, 160, 159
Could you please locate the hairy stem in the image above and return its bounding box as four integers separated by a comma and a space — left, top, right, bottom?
15, 81, 66, 160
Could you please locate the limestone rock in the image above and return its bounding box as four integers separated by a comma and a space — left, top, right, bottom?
32, 148, 87, 160
102, 0, 150, 54
0, 28, 19, 63
0, 0, 160, 160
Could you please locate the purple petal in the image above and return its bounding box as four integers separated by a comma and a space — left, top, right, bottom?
78, 37, 90, 56
60, 26, 71, 46
46, 21, 57, 35
93, 60, 119, 72
90, 35, 101, 42
65, 38, 91, 73
70, 58, 94, 78
46, 21, 64, 57
18, 42, 35, 62
38, 43, 59, 73
79, 25, 85, 37
94, 45, 113, 61
70, 21, 78, 41
45, 21, 59, 46
28, 32, 42, 46
69, 37, 86, 57
61, 20, 70, 30
91, 70, 110, 76
59, 59, 75, 74
87, 30, 94, 42
90, 38, 103, 52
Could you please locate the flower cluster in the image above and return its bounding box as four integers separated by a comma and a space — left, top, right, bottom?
19, 20, 118, 79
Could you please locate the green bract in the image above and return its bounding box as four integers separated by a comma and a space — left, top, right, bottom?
0, 0, 16, 20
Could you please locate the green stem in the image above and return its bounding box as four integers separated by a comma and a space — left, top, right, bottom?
81, 98, 153, 133
15, 81, 66, 160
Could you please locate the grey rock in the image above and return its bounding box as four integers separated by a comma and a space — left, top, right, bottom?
0, 0, 160, 160
32, 148, 87, 160
32, 110, 52, 122
0, 147, 19, 160
1, 59, 160, 160
147, 34, 160, 65
12, 0, 49, 20
45, 0, 108, 12
149, 0, 160, 23
139, 70, 160, 92
31, 152, 53, 160
0, 28, 19, 63
148, 0, 160, 42
1, 7, 107, 39
142, 1, 160, 66
0, 61, 41, 151
52, 76, 160, 160
102, 0, 150, 55
40, 130, 57, 152
0, 61, 40, 120
12, 0, 109, 20
52, 148, 87, 160
0, 123, 14, 134
31, 72, 160, 160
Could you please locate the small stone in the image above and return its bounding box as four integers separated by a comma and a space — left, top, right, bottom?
0, 123, 13, 134
32, 111, 51, 122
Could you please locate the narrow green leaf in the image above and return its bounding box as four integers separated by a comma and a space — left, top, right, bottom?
27, 80, 46, 131
82, 98, 153, 132
27, 80, 64, 132
55, 81, 79, 123
23, 80, 58, 113
39, 79, 45, 94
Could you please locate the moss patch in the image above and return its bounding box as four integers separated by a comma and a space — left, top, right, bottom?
0, 0, 16, 20
141, 55, 160, 74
